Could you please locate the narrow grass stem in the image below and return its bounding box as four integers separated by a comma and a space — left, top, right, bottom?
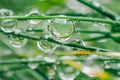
0, 16, 120, 25
0, 30, 112, 52
77, 0, 120, 20
0, 58, 120, 65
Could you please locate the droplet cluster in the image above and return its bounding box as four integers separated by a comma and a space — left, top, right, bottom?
0, 8, 76, 52
0, 7, 117, 79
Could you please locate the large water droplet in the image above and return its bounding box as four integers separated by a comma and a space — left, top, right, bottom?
48, 18, 75, 42
0, 8, 14, 16
81, 54, 104, 77
57, 63, 79, 80
37, 39, 57, 54
0, 19, 17, 33
9, 35, 28, 48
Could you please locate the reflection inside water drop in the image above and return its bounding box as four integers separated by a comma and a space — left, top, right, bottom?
27, 57, 40, 69
57, 63, 79, 80
28, 63, 39, 69
48, 18, 75, 42
43, 55, 57, 63
26, 8, 43, 25
106, 62, 120, 70
9, 35, 28, 48
0, 19, 17, 33
37, 39, 57, 54
0, 8, 14, 16
93, 22, 107, 32
47, 67, 56, 79
81, 54, 104, 77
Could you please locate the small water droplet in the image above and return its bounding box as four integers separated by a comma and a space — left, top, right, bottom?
48, 17, 75, 42
0, 19, 17, 33
81, 54, 104, 77
106, 62, 120, 70
29, 20, 40, 25
97, 39, 107, 43
93, 22, 107, 32
43, 55, 57, 63
71, 39, 86, 50
116, 17, 120, 21
74, 39, 86, 46
27, 57, 41, 69
47, 67, 56, 78
26, 8, 43, 25
59, 56, 75, 60
37, 39, 57, 54
9, 35, 28, 48
93, 1, 101, 7
5, 71, 14, 77
0, 8, 14, 16
28, 63, 39, 69
14, 29, 22, 34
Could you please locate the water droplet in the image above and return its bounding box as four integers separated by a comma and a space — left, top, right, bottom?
116, 17, 120, 21
97, 39, 107, 43
26, 8, 43, 25
29, 20, 40, 25
27, 8, 41, 16
5, 71, 14, 77
0, 8, 14, 16
81, 54, 104, 77
43, 55, 57, 63
57, 63, 79, 80
47, 67, 56, 78
59, 56, 75, 60
28, 63, 39, 69
73, 39, 86, 46
106, 62, 120, 70
71, 39, 86, 50
93, 22, 107, 32
48, 18, 75, 42
93, 1, 101, 7
0, 19, 17, 33
14, 29, 22, 34
9, 35, 28, 48
27, 57, 40, 69
37, 39, 57, 54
